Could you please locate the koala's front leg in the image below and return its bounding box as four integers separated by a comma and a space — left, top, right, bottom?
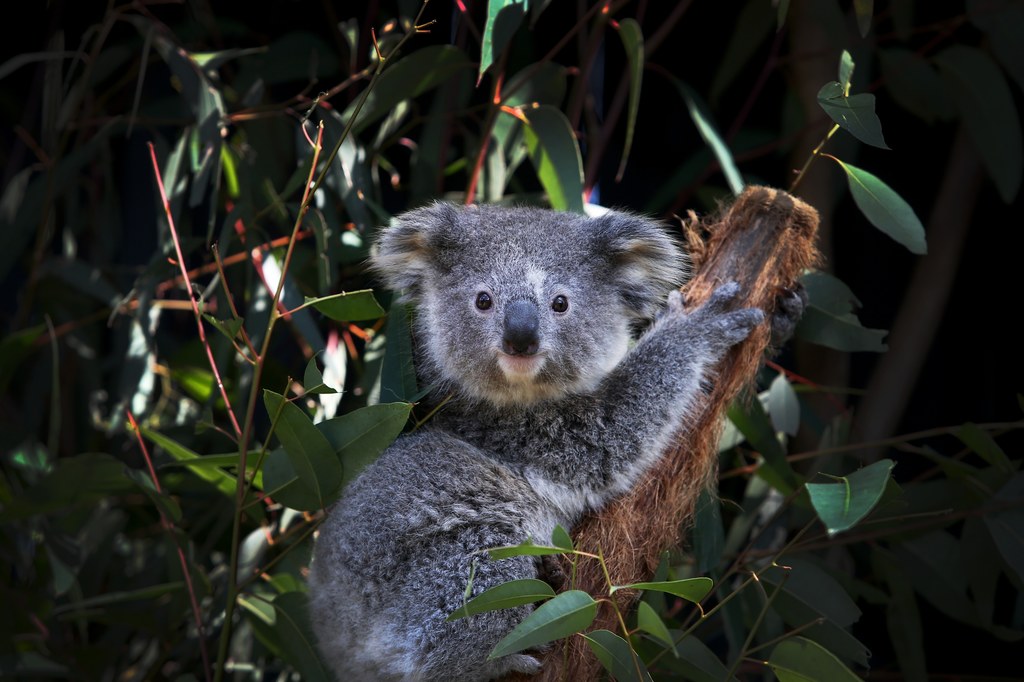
591, 282, 763, 493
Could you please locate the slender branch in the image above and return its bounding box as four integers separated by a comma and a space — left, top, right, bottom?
127, 410, 212, 682
788, 123, 839, 193
213, 123, 324, 680
147, 142, 243, 440
213, 7, 434, 675
724, 569, 789, 681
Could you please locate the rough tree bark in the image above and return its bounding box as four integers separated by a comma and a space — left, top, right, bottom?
505, 185, 821, 681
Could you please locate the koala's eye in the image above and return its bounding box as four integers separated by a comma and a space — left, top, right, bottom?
551, 295, 569, 313
475, 292, 493, 311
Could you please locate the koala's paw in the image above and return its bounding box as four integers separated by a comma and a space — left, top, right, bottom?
690, 282, 764, 351
769, 283, 808, 349
507, 653, 544, 675
536, 554, 567, 591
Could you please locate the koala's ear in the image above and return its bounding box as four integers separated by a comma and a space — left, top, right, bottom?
593, 211, 687, 319
369, 202, 460, 296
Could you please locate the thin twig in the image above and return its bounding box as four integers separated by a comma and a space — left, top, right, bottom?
127, 410, 212, 682
147, 142, 243, 439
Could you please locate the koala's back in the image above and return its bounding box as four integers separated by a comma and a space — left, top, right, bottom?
310, 430, 554, 681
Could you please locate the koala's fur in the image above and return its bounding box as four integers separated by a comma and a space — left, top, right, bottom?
309, 202, 763, 681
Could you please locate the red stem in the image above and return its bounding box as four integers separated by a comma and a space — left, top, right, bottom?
127, 410, 212, 682
147, 142, 243, 439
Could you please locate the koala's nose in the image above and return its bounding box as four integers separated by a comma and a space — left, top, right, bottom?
502, 300, 540, 355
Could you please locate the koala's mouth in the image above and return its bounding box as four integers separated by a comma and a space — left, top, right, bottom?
496, 352, 545, 381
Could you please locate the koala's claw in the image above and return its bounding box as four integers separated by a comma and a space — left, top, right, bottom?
706, 281, 743, 312
717, 308, 765, 345
769, 283, 809, 348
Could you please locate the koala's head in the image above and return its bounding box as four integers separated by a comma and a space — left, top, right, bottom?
370, 202, 685, 407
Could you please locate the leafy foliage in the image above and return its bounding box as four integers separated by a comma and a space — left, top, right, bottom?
1, 1, 1021, 680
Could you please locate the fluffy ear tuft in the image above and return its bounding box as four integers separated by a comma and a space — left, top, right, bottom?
369, 202, 460, 297
593, 211, 687, 319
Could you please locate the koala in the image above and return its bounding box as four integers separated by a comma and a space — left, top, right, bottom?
309, 202, 765, 682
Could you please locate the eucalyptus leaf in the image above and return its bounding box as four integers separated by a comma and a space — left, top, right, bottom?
488, 540, 568, 560
488, 590, 597, 659
807, 459, 895, 536
769, 373, 800, 436
636, 601, 677, 655
522, 105, 584, 213
878, 48, 954, 122
318, 402, 412, 487
612, 577, 713, 603
935, 45, 1022, 203
828, 157, 926, 254
615, 19, 644, 181
768, 636, 862, 682
306, 290, 384, 322
264, 391, 343, 509
479, 1, 527, 81
852, 0, 873, 37
817, 82, 889, 150
447, 579, 555, 621
249, 592, 332, 682
582, 629, 653, 682
303, 355, 339, 396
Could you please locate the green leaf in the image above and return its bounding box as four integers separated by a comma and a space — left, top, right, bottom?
2, 453, 135, 521
303, 355, 339, 396
828, 157, 926, 254
636, 601, 677, 655
985, 472, 1024, 586
692, 490, 724, 574
967, 0, 1024, 93
674, 80, 744, 196
123, 467, 182, 524
0, 652, 71, 676
318, 402, 412, 486
0, 323, 44, 395
935, 45, 1022, 203
873, 548, 928, 682
838, 50, 854, 91
768, 636, 862, 682
582, 629, 652, 682
852, 0, 873, 37
306, 289, 385, 322
488, 590, 597, 659
878, 48, 954, 122
248, 592, 332, 682
141, 426, 240, 500
551, 524, 573, 551
768, 373, 800, 436
711, 0, 774, 103
52, 582, 185, 615
797, 305, 888, 352
672, 637, 738, 682
612, 577, 713, 603
203, 314, 245, 345
817, 82, 889, 150
956, 423, 1015, 475
261, 447, 322, 512
344, 45, 474, 134
806, 459, 895, 536
727, 398, 799, 492
522, 105, 584, 213
615, 18, 644, 181
378, 301, 419, 404
447, 579, 555, 621
264, 391, 343, 509
479, 0, 527, 82
488, 539, 568, 560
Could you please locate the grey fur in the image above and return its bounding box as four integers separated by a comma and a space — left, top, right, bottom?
309, 203, 764, 681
